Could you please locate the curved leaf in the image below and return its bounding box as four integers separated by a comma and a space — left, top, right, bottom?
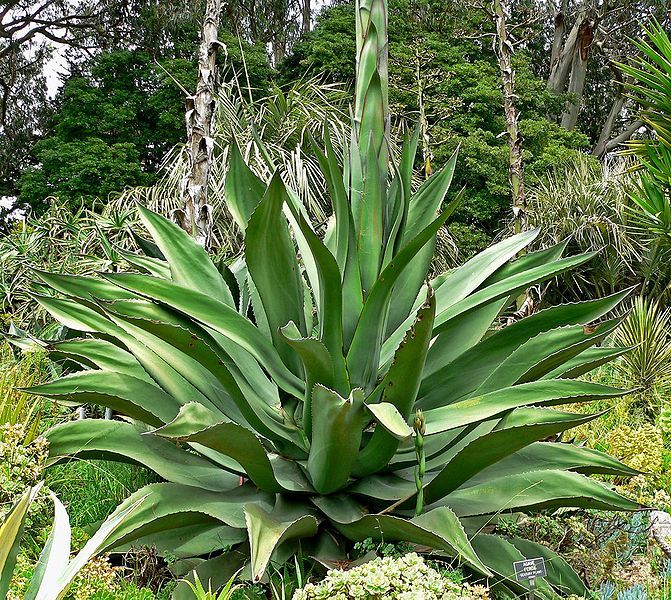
308, 386, 365, 494
354, 289, 435, 477
27, 371, 179, 425
246, 173, 306, 371
244, 503, 319, 582
314, 495, 490, 576
422, 379, 627, 435
137, 206, 234, 306
46, 420, 240, 492
100, 273, 304, 397
442, 470, 639, 516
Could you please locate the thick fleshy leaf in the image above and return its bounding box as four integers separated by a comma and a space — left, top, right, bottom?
284, 204, 347, 371
112, 523, 244, 560
347, 206, 455, 391
224, 140, 266, 231
354, 290, 435, 477
421, 298, 507, 378
137, 206, 233, 306
280, 323, 348, 440
543, 346, 631, 380
102, 483, 272, 552
441, 470, 639, 516
420, 289, 632, 408
357, 139, 385, 295
100, 301, 301, 447
244, 503, 319, 582
46, 420, 241, 491
314, 495, 490, 576
33, 294, 120, 335
468, 441, 640, 484
0, 485, 41, 599
155, 402, 311, 493
422, 410, 602, 502
310, 126, 350, 270
433, 251, 599, 333
475, 318, 623, 395
100, 273, 304, 397
365, 403, 412, 440
246, 173, 306, 370
404, 149, 459, 242
27, 371, 179, 425
308, 386, 366, 494
422, 379, 627, 435
104, 311, 223, 416
433, 229, 539, 315
24, 492, 71, 600
40, 495, 145, 600
385, 175, 461, 336
480, 240, 569, 287
117, 249, 171, 278
35, 271, 140, 302
48, 338, 152, 383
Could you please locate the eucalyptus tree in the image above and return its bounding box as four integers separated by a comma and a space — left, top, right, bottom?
542, 0, 667, 151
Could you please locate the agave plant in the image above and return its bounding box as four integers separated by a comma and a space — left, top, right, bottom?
24, 0, 640, 597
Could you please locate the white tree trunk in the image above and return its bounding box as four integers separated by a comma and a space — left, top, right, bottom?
302, 0, 311, 34
549, 0, 568, 73
547, 5, 589, 95
174, 0, 222, 250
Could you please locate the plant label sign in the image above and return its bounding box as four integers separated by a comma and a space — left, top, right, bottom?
513, 557, 546, 581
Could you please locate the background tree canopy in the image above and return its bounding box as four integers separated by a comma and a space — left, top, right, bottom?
1, 0, 667, 253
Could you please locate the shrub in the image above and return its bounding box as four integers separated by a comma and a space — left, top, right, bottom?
613, 296, 671, 400
605, 424, 664, 478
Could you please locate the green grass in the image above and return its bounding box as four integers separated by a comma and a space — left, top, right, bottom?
46, 459, 158, 528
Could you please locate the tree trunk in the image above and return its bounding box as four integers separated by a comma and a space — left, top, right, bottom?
302, 0, 311, 34
546, 6, 589, 95
593, 85, 626, 157
549, 0, 568, 73
174, 0, 222, 250
593, 68, 642, 158
594, 118, 643, 158
560, 18, 593, 130
492, 0, 526, 234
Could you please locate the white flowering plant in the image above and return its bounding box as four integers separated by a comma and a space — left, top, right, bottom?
292, 553, 489, 600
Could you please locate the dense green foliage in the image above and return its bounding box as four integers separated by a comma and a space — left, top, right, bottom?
623, 21, 671, 247
282, 0, 589, 252
16, 31, 272, 216
18, 52, 192, 212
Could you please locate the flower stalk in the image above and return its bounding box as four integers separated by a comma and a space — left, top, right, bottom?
414, 409, 426, 516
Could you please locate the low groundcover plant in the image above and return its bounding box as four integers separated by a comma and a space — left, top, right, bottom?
292, 553, 488, 600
